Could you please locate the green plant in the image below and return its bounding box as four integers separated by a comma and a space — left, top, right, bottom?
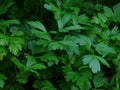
0, 0, 120, 90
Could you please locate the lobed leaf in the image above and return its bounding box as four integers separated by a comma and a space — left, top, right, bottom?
28, 21, 47, 32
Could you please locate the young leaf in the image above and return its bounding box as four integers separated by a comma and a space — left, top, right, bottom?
28, 21, 47, 32
83, 55, 93, 65
83, 55, 100, 73
83, 55, 110, 73
89, 59, 100, 73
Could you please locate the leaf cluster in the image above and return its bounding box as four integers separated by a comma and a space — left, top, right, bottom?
0, 0, 120, 90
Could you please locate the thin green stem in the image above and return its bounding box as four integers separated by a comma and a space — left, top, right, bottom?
116, 74, 119, 89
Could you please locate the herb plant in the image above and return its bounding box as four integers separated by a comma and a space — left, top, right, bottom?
0, 0, 120, 90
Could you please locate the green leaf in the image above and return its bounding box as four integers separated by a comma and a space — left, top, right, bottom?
65, 71, 92, 89
31, 63, 46, 70
0, 73, 7, 80
0, 1, 14, 15
44, 3, 60, 13
9, 44, 22, 55
96, 56, 110, 67
25, 54, 37, 68
16, 72, 29, 84
89, 59, 100, 73
40, 52, 58, 66
11, 30, 24, 37
95, 42, 116, 56
28, 41, 46, 55
57, 19, 64, 29
11, 57, 27, 71
62, 14, 71, 27
83, 55, 93, 65
93, 75, 106, 88
110, 26, 119, 35
65, 72, 77, 82
33, 80, 57, 90
59, 25, 83, 32
44, 3, 61, 20
36, 39, 50, 47
28, 21, 47, 32
44, 4, 54, 12
0, 47, 8, 56
113, 3, 120, 22
78, 14, 89, 24
70, 86, 79, 90
103, 6, 114, 17
59, 40, 79, 55
83, 55, 110, 73
100, 30, 110, 40
83, 55, 100, 73
29, 70, 39, 77
111, 33, 120, 41
9, 37, 24, 55
48, 41, 63, 50
0, 79, 5, 88
25, 55, 46, 71
57, 14, 71, 29
91, 16, 101, 24
3, 19, 20, 26
75, 35, 91, 48
0, 73, 7, 88
31, 29, 51, 41
0, 33, 9, 46
97, 13, 107, 23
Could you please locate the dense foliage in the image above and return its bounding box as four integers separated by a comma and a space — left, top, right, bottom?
0, 0, 120, 90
